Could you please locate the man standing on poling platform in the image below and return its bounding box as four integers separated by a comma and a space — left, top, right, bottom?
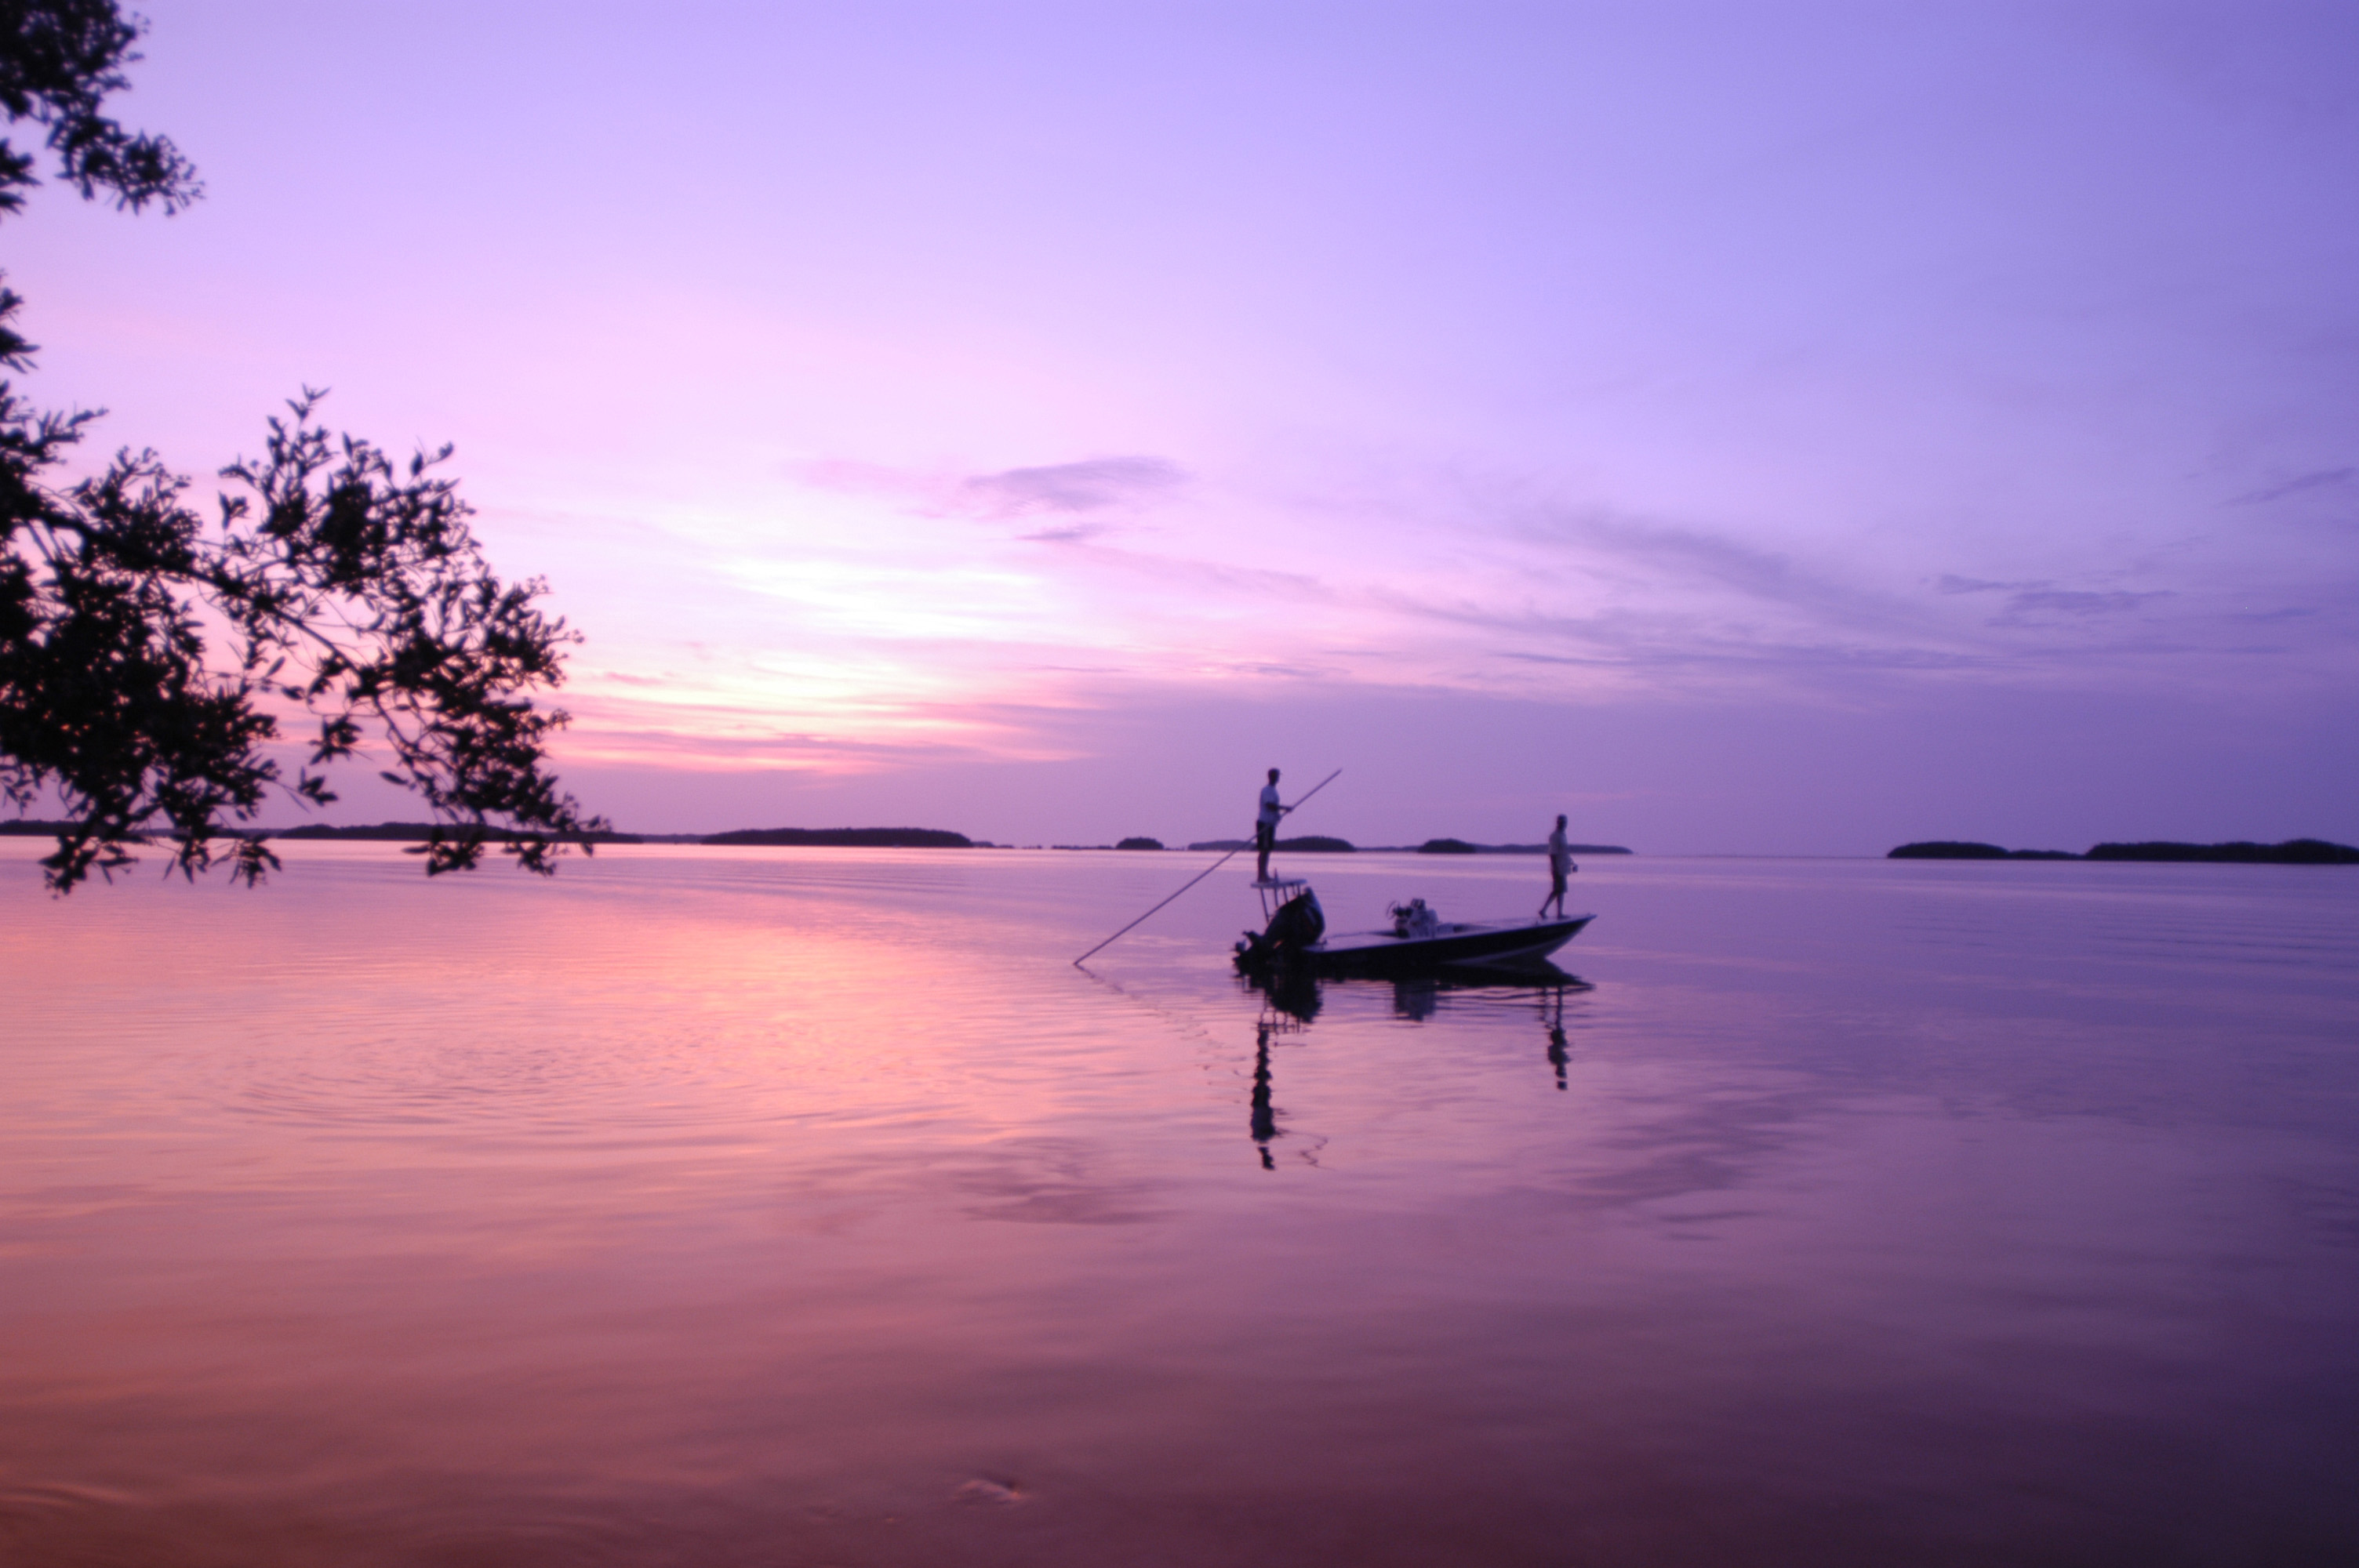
1541, 814, 1576, 919
1255, 768, 1286, 883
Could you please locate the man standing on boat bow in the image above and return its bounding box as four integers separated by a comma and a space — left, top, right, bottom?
1541, 814, 1576, 919
1255, 768, 1288, 884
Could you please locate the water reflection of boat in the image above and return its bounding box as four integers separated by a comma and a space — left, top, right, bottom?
1383, 962, 1590, 1021
1241, 967, 1593, 1165
1234, 878, 1591, 975
1249, 962, 1324, 1025
1247, 963, 1592, 1024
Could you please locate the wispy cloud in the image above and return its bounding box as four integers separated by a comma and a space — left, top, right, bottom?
2232, 466, 2355, 505
1017, 521, 1111, 544
1517, 510, 1935, 643
956, 457, 1186, 519
1997, 589, 2175, 619
1931, 573, 2177, 624
786, 455, 1188, 535
1936, 574, 2178, 623
1934, 573, 2043, 595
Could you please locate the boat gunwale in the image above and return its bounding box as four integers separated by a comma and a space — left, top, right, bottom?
1244, 912, 1594, 974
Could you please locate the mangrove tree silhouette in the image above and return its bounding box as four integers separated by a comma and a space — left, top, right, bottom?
0, 0, 602, 891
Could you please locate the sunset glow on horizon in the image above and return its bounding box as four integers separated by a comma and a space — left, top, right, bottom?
13, 2, 2354, 851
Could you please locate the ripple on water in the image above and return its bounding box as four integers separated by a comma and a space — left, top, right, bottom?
196, 963, 1171, 1140
217, 1036, 765, 1133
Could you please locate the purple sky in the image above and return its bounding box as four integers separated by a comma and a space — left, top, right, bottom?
12, 2, 2356, 851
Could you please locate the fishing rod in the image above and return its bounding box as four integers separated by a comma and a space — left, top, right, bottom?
1072, 768, 1342, 967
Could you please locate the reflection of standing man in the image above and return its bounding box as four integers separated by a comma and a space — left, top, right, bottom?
1540, 813, 1576, 919
1543, 984, 1570, 1090
1255, 768, 1286, 882
1251, 1022, 1278, 1168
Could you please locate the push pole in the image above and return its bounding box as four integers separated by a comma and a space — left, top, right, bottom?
1070, 847, 1245, 967
1071, 769, 1342, 967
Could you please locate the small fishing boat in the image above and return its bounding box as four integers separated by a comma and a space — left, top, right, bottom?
1233, 878, 1590, 975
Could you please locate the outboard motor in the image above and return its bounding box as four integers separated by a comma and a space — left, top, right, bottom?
1234, 887, 1325, 967
1388, 897, 1440, 939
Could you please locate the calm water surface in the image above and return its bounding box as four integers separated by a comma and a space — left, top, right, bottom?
3, 843, 2355, 1566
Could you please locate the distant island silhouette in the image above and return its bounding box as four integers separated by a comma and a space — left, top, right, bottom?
266, 821, 643, 844
701, 827, 974, 848
1416, 838, 1631, 855
1888, 841, 2076, 861
228, 823, 976, 848
1891, 839, 2358, 865
1, 818, 643, 846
